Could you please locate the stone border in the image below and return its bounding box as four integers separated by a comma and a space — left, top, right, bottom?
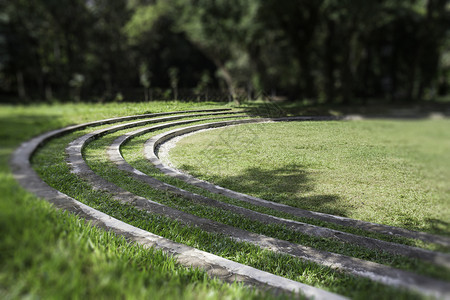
10, 109, 346, 300
109, 121, 450, 268
145, 121, 450, 248
64, 116, 450, 298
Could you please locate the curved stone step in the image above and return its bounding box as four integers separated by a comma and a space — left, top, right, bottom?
12, 108, 234, 162
10, 141, 344, 300
65, 118, 450, 299
108, 122, 450, 268
10, 110, 349, 300
145, 120, 450, 248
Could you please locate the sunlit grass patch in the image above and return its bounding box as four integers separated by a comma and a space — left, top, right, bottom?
170, 120, 450, 236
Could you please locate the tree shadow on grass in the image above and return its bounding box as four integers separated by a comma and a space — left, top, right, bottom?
179, 162, 450, 236
421, 218, 450, 237
179, 163, 347, 217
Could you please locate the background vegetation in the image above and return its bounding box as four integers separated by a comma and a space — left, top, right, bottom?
1, 0, 449, 104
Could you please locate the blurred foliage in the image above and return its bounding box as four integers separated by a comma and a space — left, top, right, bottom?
0, 0, 448, 104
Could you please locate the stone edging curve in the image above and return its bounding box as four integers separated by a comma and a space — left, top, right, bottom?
109, 120, 450, 267
145, 119, 450, 247
10, 109, 346, 300
63, 115, 450, 298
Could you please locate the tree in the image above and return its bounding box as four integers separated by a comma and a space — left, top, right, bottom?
125, 0, 262, 103
1, 0, 448, 103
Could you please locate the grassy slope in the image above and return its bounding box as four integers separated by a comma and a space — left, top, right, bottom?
0, 102, 276, 299
29, 114, 424, 299
2, 102, 447, 299
94, 123, 448, 277
170, 120, 450, 236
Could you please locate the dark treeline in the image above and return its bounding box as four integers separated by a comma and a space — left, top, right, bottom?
1, 0, 449, 104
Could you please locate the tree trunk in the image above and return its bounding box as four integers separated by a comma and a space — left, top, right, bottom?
341, 31, 358, 104
298, 52, 315, 100
189, 40, 239, 104
144, 88, 149, 101
324, 20, 336, 103
45, 84, 53, 101
217, 65, 238, 104
16, 71, 26, 100
341, 48, 353, 104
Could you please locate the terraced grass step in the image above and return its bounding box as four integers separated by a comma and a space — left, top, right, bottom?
11, 110, 346, 299
64, 116, 449, 298
12, 109, 450, 299
146, 121, 450, 248
72, 115, 449, 267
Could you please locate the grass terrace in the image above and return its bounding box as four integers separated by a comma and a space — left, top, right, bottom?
169, 120, 450, 236
1, 102, 272, 299
1, 101, 449, 299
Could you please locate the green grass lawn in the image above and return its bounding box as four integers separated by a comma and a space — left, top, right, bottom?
75, 119, 449, 279
27, 111, 430, 299
169, 120, 450, 236
1, 101, 448, 299
1, 102, 276, 299
34, 129, 420, 299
